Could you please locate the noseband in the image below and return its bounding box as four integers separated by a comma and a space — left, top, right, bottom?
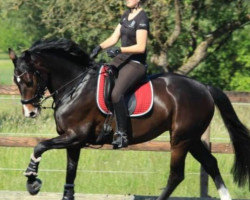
14, 70, 47, 106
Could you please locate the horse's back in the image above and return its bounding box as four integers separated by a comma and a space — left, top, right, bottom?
152, 72, 213, 101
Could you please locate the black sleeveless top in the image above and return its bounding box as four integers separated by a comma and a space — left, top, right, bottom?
120, 10, 149, 64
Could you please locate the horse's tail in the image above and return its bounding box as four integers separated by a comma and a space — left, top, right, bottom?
207, 85, 250, 188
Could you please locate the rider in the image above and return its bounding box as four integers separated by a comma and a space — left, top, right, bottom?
90, 0, 149, 148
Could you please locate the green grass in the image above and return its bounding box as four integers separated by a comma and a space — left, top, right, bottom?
0, 96, 250, 198
0, 59, 14, 85
0, 51, 9, 60
0, 148, 249, 198
0, 96, 56, 136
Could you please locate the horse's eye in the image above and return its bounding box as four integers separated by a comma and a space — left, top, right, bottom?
26, 81, 33, 87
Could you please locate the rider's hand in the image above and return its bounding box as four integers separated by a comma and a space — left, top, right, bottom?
90, 45, 102, 59
107, 47, 121, 58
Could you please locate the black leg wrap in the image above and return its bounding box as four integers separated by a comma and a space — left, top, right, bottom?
24, 159, 40, 177
62, 184, 75, 200
24, 154, 42, 195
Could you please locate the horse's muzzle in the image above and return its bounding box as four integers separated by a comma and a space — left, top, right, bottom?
23, 104, 40, 118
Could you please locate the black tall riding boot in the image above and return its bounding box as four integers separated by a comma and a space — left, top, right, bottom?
112, 98, 128, 149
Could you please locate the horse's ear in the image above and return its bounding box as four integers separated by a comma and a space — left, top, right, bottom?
8, 48, 17, 61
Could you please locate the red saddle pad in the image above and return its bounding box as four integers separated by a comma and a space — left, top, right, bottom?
96, 65, 153, 117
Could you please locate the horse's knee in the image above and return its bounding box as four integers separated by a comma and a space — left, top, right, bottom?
34, 143, 47, 157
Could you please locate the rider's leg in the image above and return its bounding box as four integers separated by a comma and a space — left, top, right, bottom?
111, 60, 146, 148
112, 97, 128, 148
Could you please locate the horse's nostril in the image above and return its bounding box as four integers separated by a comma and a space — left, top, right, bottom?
30, 112, 36, 117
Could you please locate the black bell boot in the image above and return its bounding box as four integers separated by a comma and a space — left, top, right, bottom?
62, 184, 75, 200
112, 98, 128, 149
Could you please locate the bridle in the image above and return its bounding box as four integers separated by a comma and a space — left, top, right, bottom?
15, 64, 98, 109
14, 70, 47, 106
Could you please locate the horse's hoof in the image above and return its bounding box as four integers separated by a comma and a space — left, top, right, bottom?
26, 177, 42, 195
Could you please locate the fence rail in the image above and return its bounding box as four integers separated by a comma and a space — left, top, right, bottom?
0, 136, 234, 153
1, 85, 250, 102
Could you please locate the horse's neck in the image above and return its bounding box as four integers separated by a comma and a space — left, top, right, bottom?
44, 55, 88, 101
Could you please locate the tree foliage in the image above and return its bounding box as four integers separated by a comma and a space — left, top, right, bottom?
190, 25, 250, 91
0, 0, 49, 52
0, 0, 249, 91
41, 0, 124, 51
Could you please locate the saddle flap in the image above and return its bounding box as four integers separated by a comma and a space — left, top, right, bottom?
96, 65, 154, 117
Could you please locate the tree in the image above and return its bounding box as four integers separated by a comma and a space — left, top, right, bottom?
1, 0, 249, 90
190, 25, 250, 91
0, 0, 49, 52
148, 0, 250, 74
39, 0, 250, 74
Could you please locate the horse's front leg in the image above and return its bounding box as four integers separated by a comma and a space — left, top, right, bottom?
24, 131, 84, 196
62, 148, 81, 200
24, 154, 42, 195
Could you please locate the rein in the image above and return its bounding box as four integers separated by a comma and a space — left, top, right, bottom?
39, 64, 98, 109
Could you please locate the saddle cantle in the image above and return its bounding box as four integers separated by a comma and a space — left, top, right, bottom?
96, 65, 154, 117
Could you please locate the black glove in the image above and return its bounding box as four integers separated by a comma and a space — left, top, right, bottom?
90, 45, 102, 59
107, 47, 121, 58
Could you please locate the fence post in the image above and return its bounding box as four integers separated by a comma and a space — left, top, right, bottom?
200, 125, 211, 197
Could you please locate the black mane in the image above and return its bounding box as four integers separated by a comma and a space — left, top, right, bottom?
28, 38, 91, 66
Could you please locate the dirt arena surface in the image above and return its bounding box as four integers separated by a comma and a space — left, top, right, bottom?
0, 191, 249, 200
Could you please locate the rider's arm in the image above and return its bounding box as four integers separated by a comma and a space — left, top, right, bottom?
120, 29, 148, 54
100, 24, 121, 49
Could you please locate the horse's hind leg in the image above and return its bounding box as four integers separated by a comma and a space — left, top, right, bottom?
157, 140, 190, 200
62, 148, 81, 200
189, 140, 232, 200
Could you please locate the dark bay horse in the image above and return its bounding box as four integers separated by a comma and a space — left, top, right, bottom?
9, 39, 250, 200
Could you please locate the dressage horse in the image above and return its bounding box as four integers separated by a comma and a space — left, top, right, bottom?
9, 39, 250, 200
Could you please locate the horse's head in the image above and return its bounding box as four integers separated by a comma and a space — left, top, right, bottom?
9, 48, 47, 118
9, 39, 92, 118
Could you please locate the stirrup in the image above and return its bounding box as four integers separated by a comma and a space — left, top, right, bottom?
112, 131, 128, 149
